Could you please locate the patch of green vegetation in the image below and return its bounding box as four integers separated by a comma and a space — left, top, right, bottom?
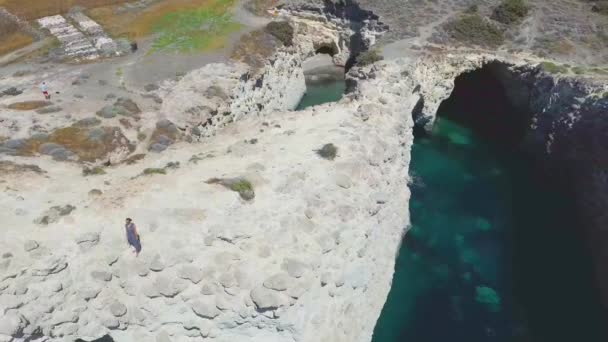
571, 66, 585, 75
142, 168, 166, 175
82, 166, 106, 176
116, 67, 123, 77
446, 14, 504, 48
539, 61, 569, 74
205, 177, 255, 200
137, 132, 147, 141
464, 4, 479, 14
151, 0, 241, 53
357, 50, 384, 66
591, 67, 608, 75
316, 143, 338, 160
592, 1, 608, 15
491, 0, 530, 25
229, 179, 253, 193
265, 21, 294, 46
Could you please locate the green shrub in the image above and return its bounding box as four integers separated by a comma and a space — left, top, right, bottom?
491, 0, 530, 25
316, 143, 338, 160
446, 14, 504, 47
143, 168, 166, 175
465, 4, 479, 14
571, 66, 585, 75
82, 166, 106, 176
265, 21, 294, 46
357, 50, 384, 66
592, 1, 608, 15
206, 177, 255, 200
539, 61, 568, 74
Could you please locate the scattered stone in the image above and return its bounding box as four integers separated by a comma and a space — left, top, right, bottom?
91, 270, 112, 282
201, 282, 218, 295
35, 205, 76, 225
79, 286, 101, 301
250, 286, 287, 311
109, 302, 127, 317
88, 189, 103, 197
178, 265, 204, 284
263, 273, 290, 291
4, 139, 27, 150
149, 254, 165, 272
218, 272, 237, 288
155, 276, 188, 297
73, 117, 101, 128
38, 142, 65, 155
24, 240, 39, 252
75, 232, 100, 248
36, 106, 62, 114
1, 87, 23, 97
149, 143, 168, 153
335, 174, 352, 189
191, 299, 220, 319
0, 312, 25, 336
31, 256, 68, 276
144, 84, 159, 92
156, 330, 171, 342
282, 259, 308, 278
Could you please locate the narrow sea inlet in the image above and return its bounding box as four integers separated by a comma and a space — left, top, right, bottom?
372, 115, 606, 342
297, 77, 606, 342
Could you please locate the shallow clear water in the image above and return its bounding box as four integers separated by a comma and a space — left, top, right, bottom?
295, 80, 346, 110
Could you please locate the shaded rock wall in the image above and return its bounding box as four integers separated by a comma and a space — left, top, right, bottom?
402, 52, 608, 311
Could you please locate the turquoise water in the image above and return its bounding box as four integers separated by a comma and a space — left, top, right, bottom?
295, 80, 346, 110
371, 115, 607, 341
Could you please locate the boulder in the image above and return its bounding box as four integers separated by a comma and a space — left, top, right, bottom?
75, 232, 100, 249
178, 265, 204, 284
109, 302, 127, 317
191, 299, 220, 319
0, 312, 25, 336
90, 271, 112, 282
263, 273, 291, 291
250, 286, 288, 311
24, 240, 39, 252
281, 258, 308, 278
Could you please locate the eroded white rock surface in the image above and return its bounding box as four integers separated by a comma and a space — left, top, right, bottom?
0, 56, 416, 341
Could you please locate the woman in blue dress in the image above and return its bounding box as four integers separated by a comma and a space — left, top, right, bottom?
125, 218, 141, 257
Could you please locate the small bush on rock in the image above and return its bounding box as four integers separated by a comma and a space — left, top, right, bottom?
206, 177, 255, 201
357, 50, 383, 66
491, 0, 530, 25
446, 14, 504, 47
83, 166, 106, 176
316, 143, 338, 160
540, 61, 569, 74
143, 168, 166, 175
265, 21, 294, 46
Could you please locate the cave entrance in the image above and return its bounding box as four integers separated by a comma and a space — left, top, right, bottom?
297, 42, 346, 110
373, 62, 608, 342
315, 44, 338, 56
434, 61, 532, 149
